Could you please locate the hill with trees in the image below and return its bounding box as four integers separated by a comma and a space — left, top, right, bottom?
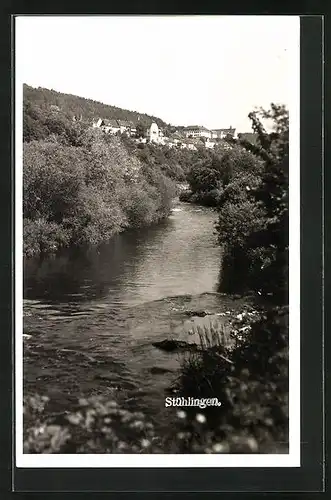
23, 84, 168, 142
22, 85, 180, 257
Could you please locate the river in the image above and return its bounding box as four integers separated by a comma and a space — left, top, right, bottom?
23, 201, 247, 425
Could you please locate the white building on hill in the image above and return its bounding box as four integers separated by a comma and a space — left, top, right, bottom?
146, 122, 165, 144
92, 118, 103, 128
94, 118, 121, 134
185, 125, 212, 140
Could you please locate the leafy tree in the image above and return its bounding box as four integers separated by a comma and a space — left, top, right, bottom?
216, 104, 289, 302
24, 84, 167, 130
23, 129, 177, 256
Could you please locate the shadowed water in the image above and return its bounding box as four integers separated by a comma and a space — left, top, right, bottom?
23, 201, 245, 422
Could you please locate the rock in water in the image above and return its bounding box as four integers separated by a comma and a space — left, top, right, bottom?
149, 366, 173, 374
184, 310, 210, 318
152, 339, 197, 352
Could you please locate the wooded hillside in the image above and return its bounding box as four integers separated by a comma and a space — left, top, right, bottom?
23, 84, 168, 129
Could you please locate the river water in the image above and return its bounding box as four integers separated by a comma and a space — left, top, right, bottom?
23, 201, 246, 423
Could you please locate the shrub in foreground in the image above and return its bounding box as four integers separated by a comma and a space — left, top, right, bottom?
216, 104, 289, 302
23, 395, 161, 454
170, 306, 289, 453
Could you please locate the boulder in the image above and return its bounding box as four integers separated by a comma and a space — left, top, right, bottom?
149, 366, 173, 375
184, 310, 211, 318
152, 339, 198, 353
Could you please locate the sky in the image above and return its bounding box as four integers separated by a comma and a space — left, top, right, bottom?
16, 15, 299, 133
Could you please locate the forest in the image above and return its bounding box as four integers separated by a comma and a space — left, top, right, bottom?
23, 84, 167, 139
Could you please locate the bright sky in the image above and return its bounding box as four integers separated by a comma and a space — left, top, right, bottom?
16, 15, 299, 133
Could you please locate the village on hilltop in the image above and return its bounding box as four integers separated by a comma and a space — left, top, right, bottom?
92, 118, 238, 151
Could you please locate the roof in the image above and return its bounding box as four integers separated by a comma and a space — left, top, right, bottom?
101, 119, 137, 128
117, 120, 132, 128
102, 119, 120, 128
148, 122, 159, 130
172, 131, 184, 139
183, 138, 200, 145
185, 125, 210, 132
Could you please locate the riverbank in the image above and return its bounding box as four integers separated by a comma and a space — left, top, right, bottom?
179, 188, 220, 207
23, 290, 248, 405
22, 198, 288, 455
23, 298, 288, 454
22, 100, 289, 455
23, 131, 180, 257
23, 203, 223, 421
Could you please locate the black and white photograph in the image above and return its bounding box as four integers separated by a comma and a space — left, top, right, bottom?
15, 15, 300, 467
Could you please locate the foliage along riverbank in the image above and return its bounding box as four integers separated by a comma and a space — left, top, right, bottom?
172, 103, 289, 453
23, 102, 289, 455
23, 92, 202, 257
23, 130, 178, 257
23, 302, 288, 454
181, 104, 289, 304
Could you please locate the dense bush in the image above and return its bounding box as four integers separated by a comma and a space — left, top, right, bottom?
132, 141, 196, 182
180, 105, 288, 302
172, 106, 289, 455
216, 104, 289, 302
23, 128, 177, 256
23, 395, 162, 454
23, 87, 181, 257
23, 218, 71, 256
24, 100, 88, 145
179, 188, 222, 207
170, 306, 289, 453
183, 145, 262, 207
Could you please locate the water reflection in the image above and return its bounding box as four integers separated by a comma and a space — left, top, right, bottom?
24, 203, 240, 422
24, 203, 221, 308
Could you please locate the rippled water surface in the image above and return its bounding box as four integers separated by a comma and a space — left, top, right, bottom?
23, 202, 245, 422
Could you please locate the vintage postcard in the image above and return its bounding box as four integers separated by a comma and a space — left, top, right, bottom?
15, 15, 300, 468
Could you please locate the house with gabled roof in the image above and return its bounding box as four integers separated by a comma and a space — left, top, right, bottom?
129, 121, 137, 135
92, 118, 103, 128
146, 122, 167, 144
179, 138, 199, 150
99, 118, 121, 134
186, 139, 198, 151
92, 118, 138, 136
117, 120, 133, 133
